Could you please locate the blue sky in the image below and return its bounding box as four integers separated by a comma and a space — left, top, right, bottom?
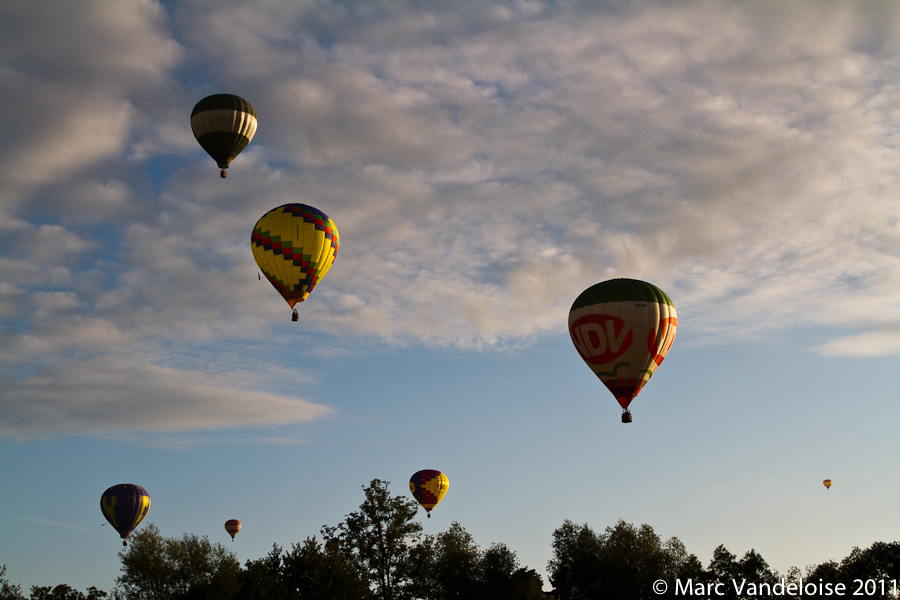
3, 0, 900, 592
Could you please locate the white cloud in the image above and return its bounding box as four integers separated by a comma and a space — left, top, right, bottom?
4, 0, 900, 436
820, 329, 900, 357
14, 516, 93, 533
0, 0, 182, 199
0, 356, 334, 440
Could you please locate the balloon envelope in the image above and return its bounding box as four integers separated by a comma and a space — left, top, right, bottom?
101, 484, 150, 545
409, 470, 449, 515
823, 479, 832, 489
251, 204, 340, 310
191, 94, 257, 172
225, 519, 242, 540
568, 278, 677, 416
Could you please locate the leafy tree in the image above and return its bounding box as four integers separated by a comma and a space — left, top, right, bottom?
707, 545, 741, 599
663, 537, 706, 584
28, 586, 106, 600
739, 549, 776, 582
841, 542, 900, 587
412, 523, 543, 600
281, 537, 373, 600
321, 480, 423, 600
602, 520, 698, 599
0, 567, 25, 600
479, 543, 544, 600
421, 522, 481, 600
739, 549, 778, 599
236, 538, 373, 600
236, 545, 290, 600
115, 523, 240, 600
548, 519, 702, 600
810, 542, 900, 599
706, 545, 784, 600
804, 558, 842, 597
547, 520, 606, 600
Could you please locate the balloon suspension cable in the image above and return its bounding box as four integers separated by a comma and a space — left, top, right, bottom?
257, 271, 292, 317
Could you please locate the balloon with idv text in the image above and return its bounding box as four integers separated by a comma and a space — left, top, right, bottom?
569, 278, 677, 423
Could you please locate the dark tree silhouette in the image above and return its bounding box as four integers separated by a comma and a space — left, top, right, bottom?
549, 519, 703, 600
321, 479, 424, 600
114, 523, 239, 600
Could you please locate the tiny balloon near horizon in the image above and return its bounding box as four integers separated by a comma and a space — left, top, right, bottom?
225, 519, 242, 541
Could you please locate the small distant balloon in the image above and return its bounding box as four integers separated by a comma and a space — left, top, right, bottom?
225, 519, 242, 540
191, 94, 257, 178
409, 470, 449, 518
823, 479, 832, 490
100, 484, 150, 546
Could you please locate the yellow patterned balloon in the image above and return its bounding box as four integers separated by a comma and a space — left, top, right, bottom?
251, 204, 339, 315
409, 470, 449, 517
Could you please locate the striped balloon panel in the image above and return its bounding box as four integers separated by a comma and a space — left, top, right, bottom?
190, 94, 257, 168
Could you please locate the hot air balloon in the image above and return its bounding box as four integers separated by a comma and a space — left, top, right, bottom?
409, 470, 449, 518
225, 519, 242, 540
823, 479, 832, 490
568, 278, 677, 423
191, 94, 257, 178
251, 203, 339, 321
100, 484, 150, 546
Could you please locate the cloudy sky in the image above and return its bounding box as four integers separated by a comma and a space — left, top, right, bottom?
2, 0, 900, 592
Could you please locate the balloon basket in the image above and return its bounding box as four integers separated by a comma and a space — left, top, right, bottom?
621, 411, 632, 424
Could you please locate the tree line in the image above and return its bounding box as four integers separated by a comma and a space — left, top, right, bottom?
3, 479, 900, 600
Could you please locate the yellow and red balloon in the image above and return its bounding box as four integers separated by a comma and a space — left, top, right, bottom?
251, 204, 339, 319
409, 470, 449, 518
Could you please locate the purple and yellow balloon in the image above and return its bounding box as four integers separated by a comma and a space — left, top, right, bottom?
101, 484, 150, 546
409, 470, 449, 518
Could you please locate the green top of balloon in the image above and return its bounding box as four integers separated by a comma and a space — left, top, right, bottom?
191, 94, 256, 117
571, 278, 674, 311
